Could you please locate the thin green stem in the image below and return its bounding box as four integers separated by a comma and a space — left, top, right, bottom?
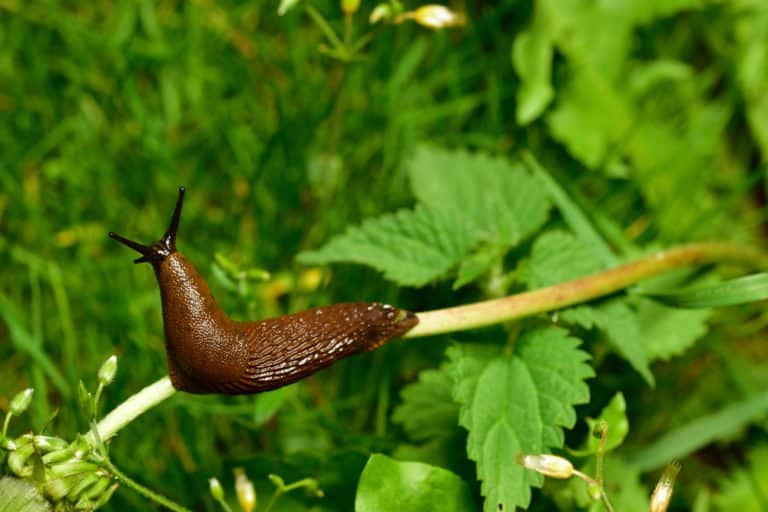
100, 452, 191, 512
1, 413, 11, 439
305, 6, 346, 55
404, 242, 768, 338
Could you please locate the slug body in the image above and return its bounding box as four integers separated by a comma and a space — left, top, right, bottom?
109, 187, 418, 394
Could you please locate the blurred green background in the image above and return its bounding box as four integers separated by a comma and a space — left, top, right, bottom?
2, 1, 768, 510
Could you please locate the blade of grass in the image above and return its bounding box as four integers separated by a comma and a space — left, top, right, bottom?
642, 273, 768, 308
523, 153, 618, 266
627, 390, 768, 472
0, 293, 70, 396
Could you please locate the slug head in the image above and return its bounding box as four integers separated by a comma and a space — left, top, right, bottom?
109, 186, 185, 264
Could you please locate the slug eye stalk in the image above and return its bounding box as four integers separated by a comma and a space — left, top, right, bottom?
108, 186, 185, 264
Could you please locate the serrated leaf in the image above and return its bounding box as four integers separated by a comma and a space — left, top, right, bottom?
297, 205, 480, 286
355, 454, 476, 512
453, 245, 503, 290
447, 327, 592, 511
408, 145, 551, 249
518, 230, 605, 288
635, 297, 710, 361
392, 367, 459, 441
520, 232, 654, 383
587, 299, 654, 385
300, 146, 552, 287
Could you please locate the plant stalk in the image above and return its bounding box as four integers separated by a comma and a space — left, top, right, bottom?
404, 242, 768, 338
91, 242, 767, 440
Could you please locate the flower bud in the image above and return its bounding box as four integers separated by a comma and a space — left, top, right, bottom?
9, 388, 34, 416
235, 468, 257, 512
369, 4, 392, 23
341, 0, 360, 15
401, 5, 464, 29
649, 461, 681, 512
98, 355, 118, 386
209, 477, 224, 501
517, 454, 574, 479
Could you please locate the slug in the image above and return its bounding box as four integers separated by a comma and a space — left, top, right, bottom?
108, 187, 418, 394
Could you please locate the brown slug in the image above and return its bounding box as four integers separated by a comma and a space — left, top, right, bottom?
109, 187, 418, 394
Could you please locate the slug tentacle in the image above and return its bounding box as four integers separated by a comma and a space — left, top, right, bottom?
110, 187, 418, 395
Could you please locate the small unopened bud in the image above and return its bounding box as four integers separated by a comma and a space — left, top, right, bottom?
341, 0, 360, 15
209, 477, 224, 501
517, 454, 574, 479
235, 467, 257, 512
9, 388, 34, 416
649, 461, 681, 512
369, 4, 392, 23
98, 355, 118, 386
400, 5, 465, 29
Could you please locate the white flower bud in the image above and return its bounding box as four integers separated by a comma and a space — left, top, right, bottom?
517, 453, 574, 479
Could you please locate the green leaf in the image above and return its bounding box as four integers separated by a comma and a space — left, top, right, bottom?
627, 390, 768, 472
298, 205, 480, 286
579, 392, 629, 455
453, 245, 503, 290
0, 477, 52, 512
392, 367, 459, 442
524, 155, 618, 266
520, 231, 654, 383
447, 327, 593, 511
300, 146, 552, 286
512, 6, 555, 124
355, 454, 476, 512
635, 297, 710, 361
408, 145, 551, 249
713, 443, 768, 511
518, 230, 605, 288
586, 299, 653, 385
642, 273, 768, 309
735, 4, 768, 159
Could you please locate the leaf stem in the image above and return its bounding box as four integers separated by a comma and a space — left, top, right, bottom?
404, 242, 768, 338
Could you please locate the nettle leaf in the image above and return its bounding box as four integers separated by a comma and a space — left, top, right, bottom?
519, 231, 655, 383
392, 366, 459, 442
447, 327, 593, 511
355, 454, 477, 512
635, 297, 710, 361
298, 204, 480, 287
300, 146, 551, 286
517, 230, 605, 287
409, 145, 551, 249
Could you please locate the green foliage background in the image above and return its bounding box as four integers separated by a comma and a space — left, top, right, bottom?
1, 1, 768, 510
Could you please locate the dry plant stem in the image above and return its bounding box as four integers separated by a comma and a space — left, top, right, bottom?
405, 242, 768, 338
92, 242, 766, 441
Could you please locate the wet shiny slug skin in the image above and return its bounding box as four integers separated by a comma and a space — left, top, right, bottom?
109, 187, 418, 394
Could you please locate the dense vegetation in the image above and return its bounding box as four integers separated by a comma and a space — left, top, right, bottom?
2, 1, 768, 510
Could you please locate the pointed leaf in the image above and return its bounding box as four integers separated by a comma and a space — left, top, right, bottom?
298, 205, 480, 286
447, 327, 592, 511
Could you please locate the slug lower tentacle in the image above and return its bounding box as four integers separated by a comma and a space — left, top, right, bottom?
109, 187, 418, 394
